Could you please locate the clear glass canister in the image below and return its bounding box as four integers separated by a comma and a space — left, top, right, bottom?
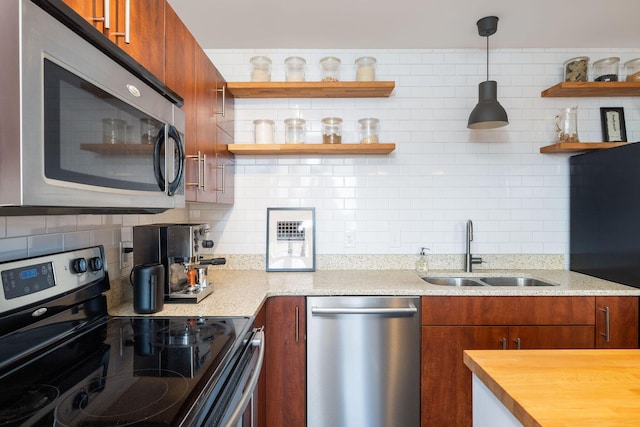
103, 118, 126, 144
320, 57, 341, 82
358, 118, 380, 144
140, 117, 161, 145
564, 56, 589, 82
321, 117, 343, 144
285, 56, 306, 82
355, 56, 376, 81
253, 119, 275, 144
284, 118, 305, 144
624, 58, 640, 82
593, 57, 620, 81
555, 106, 579, 143
250, 56, 272, 82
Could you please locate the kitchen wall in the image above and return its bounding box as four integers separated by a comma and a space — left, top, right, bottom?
197, 47, 640, 268
0, 48, 638, 279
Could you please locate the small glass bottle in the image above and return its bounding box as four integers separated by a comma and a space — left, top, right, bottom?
253, 119, 274, 144
358, 118, 380, 144
250, 56, 272, 82
320, 57, 341, 82
284, 118, 305, 144
355, 56, 376, 81
592, 57, 619, 82
285, 56, 306, 82
416, 247, 430, 276
321, 117, 343, 144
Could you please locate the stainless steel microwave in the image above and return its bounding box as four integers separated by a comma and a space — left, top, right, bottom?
0, 0, 185, 215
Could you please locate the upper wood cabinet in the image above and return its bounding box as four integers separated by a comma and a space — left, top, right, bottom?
61, 0, 165, 79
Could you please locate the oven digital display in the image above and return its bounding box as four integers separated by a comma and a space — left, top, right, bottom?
1, 262, 55, 300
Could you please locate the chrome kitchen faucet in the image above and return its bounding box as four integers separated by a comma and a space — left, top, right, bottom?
465, 220, 483, 272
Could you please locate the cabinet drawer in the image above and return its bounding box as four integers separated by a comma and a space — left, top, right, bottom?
421, 296, 595, 326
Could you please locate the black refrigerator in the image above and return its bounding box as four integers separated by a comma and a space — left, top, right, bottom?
570, 142, 640, 289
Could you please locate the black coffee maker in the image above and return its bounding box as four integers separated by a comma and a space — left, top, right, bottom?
132, 224, 224, 304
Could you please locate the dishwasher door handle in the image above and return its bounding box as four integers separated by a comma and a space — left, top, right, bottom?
311, 304, 418, 316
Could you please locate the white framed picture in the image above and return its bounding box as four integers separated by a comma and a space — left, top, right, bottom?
266, 207, 316, 272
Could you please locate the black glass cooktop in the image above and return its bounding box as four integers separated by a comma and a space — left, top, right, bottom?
0, 316, 250, 427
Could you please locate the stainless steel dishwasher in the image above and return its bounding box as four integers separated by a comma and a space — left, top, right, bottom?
307, 296, 421, 427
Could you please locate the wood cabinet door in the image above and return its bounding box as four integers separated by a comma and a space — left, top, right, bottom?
192, 48, 218, 203
265, 297, 306, 427
111, 0, 165, 79
596, 296, 639, 348
215, 128, 235, 204
421, 325, 508, 427
215, 69, 235, 138
508, 326, 595, 349
62, 0, 165, 79
164, 5, 196, 201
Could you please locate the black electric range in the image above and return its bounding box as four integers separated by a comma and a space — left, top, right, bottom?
0, 246, 260, 427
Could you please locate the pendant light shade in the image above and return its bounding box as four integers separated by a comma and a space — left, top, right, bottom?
468, 81, 508, 129
467, 16, 509, 130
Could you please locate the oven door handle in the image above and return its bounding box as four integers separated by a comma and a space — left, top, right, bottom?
223, 328, 265, 427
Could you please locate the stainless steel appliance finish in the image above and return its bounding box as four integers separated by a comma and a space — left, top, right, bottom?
0, 0, 185, 214
307, 296, 421, 427
133, 223, 221, 303
0, 246, 262, 427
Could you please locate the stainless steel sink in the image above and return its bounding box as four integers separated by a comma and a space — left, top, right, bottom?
423, 276, 557, 287
422, 277, 484, 286
478, 277, 557, 287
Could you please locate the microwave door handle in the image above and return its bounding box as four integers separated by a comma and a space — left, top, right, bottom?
153, 125, 166, 192
223, 329, 265, 427
166, 125, 184, 196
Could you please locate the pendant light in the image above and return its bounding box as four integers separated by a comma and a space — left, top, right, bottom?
467, 16, 509, 129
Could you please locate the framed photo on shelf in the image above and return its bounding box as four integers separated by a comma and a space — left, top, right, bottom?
600, 107, 627, 142
266, 207, 316, 272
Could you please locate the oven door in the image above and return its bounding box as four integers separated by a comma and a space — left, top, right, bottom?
203, 328, 264, 427
14, 0, 185, 210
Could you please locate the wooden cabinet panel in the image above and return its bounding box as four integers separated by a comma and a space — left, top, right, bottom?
215, 128, 235, 204
254, 303, 267, 427
111, 0, 165, 79
422, 326, 508, 427
265, 297, 306, 427
62, 0, 164, 79
422, 296, 594, 325
508, 326, 595, 349
596, 296, 639, 349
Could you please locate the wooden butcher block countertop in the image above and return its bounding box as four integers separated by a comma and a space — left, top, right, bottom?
463, 349, 640, 427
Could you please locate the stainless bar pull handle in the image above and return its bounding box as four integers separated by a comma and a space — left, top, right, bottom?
201, 153, 208, 192
217, 86, 226, 117
311, 304, 418, 316
514, 337, 521, 350
93, 0, 110, 28
112, 0, 130, 43
186, 152, 203, 189
295, 306, 299, 343
600, 306, 611, 343
500, 338, 507, 350
215, 164, 226, 194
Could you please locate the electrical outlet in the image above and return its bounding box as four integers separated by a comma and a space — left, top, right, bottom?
345, 231, 356, 248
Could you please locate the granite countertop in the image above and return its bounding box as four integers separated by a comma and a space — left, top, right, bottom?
109, 269, 640, 318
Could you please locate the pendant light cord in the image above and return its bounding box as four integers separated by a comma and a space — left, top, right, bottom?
486, 36, 489, 81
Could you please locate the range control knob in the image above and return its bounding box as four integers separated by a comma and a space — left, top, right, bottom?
89, 257, 103, 272
72, 258, 87, 274
202, 240, 214, 248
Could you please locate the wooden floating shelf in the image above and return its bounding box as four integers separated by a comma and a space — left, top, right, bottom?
227, 143, 396, 155
81, 143, 154, 155
541, 82, 640, 97
539, 142, 629, 153
226, 81, 395, 98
